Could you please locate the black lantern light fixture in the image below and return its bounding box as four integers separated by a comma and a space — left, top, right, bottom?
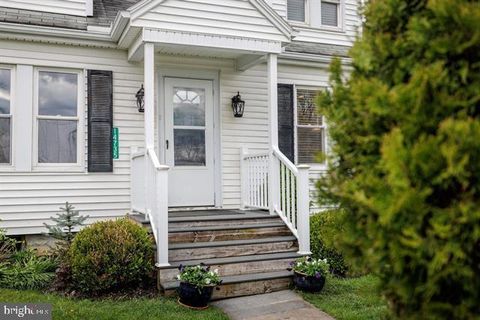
136, 84, 145, 113
231, 92, 245, 118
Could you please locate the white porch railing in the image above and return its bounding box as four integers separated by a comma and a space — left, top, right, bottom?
131, 147, 170, 266
240, 147, 311, 255
240, 148, 270, 210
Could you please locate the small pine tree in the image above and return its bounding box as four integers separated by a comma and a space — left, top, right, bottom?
44, 202, 88, 246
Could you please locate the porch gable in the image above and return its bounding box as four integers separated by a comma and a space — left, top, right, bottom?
128, 0, 293, 44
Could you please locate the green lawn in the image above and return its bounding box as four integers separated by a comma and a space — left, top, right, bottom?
0, 289, 228, 320
301, 275, 388, 320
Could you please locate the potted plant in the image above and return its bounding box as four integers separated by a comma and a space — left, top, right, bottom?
289, 256, 329, 292
176, 264, 222, 309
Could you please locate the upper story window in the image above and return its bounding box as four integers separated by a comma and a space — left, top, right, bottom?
34, 69, 84, 169
321, 0, 340, 27
0, 68, 12, 165
287, 0, 306, 22
287, 0, 342, 29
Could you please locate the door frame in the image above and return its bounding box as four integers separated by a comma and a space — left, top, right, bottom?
157, 67, 222, 208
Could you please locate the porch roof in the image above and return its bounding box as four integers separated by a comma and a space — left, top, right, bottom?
117, 0, 294, 62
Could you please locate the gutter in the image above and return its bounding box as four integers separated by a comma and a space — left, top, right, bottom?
0, 11, 131, 47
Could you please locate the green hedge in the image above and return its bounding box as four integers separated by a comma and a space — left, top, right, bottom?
310, 210, 348, 276
316, 1, 480, 317
69, 218, 154, 294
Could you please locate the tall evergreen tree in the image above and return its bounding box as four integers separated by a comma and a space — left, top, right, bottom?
318, 1, 480, 318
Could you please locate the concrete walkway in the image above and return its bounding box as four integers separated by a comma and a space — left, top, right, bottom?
212, 290, 334, 320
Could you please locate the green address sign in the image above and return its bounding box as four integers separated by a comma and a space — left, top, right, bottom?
112, 127, 119, 160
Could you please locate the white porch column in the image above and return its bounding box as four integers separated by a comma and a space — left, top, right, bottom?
144, 42, 155, 149
267, 53, 279, 215
267, 53, 278, 148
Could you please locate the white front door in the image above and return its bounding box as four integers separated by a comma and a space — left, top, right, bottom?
164, 78, 215, 207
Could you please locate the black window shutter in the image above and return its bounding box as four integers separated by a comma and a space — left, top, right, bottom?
278, 84, 295, 163
88, 70, 113, 172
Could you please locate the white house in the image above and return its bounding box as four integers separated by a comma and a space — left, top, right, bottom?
0, 0, 360, 297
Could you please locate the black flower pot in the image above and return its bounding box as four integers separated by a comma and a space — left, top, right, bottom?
293, 271, 326, 293
178, 282, 215, 309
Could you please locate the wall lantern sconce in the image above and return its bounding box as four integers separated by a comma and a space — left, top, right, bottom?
231, 92, 245, 118
136, 84, 145, 113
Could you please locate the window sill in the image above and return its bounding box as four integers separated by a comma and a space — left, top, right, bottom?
294, 25, 346, 34
32, 166, 86, 173
0, 165, 15, 172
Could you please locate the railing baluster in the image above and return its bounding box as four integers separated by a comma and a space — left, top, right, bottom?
250, 159, 254, 207
280, 162, 285, 214
262, 157, 265, 207
290, 175, 298, 228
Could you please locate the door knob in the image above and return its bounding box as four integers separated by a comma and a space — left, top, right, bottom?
166, 140, 169, 149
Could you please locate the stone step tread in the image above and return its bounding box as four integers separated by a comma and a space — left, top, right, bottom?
162, 270, 293, 290
159, 251, 303, 269
168, 210, 258, 217
169, 236, 297, 250
169, 213, 276, 223
169, 222, 287, 233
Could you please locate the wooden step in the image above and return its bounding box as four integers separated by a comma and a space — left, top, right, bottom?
168, 236, 298, 261
162, 270, 293, 300
158, 252, 302, 283
169, 213, 280, 228
169, 223, 290, 243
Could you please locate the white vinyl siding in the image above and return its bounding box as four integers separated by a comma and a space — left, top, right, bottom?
287, 0, 306, 22
266, 0, 287, 18
0, 39, 144, 235
132, 0, 287, 43
0, 0, 89, 16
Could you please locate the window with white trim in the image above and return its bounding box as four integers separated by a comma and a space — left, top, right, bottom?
295, 88, 327, 165
286, 0, 342, 29
34, 69, 84, 169
287, 0, 306, 22
321, 0, 340, 27
0, 68, 12, 165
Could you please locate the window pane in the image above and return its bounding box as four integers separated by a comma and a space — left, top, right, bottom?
287, 0, 305, 22
39, 71, 78, 116
173, 87, 205, 126
0, 69, 11, 115
38, 119, 77, 163
321, 2, 338, 26
0, 118, 10, 164
297, 127, 324, 164
297, 89, 322, 126
174, 129, 206, 166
